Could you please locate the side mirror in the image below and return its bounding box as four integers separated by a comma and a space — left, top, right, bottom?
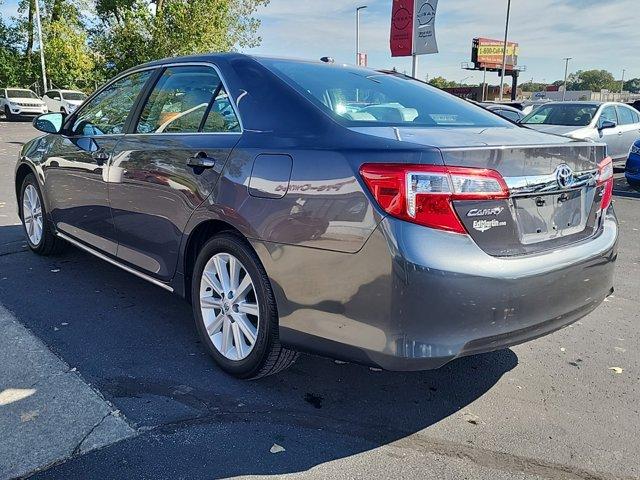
33, 112, 64, 134
598, 119, 617, 131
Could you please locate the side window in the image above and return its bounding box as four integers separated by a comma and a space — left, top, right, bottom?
633, 110, 640, 124
136, 66, 220, 134
202, 86, 241, 133
616, 106, 635, 125
71, 70, 152, 136
599, 106, 618, 126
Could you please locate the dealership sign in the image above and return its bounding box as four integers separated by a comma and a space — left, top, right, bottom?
390, 0, 439, 57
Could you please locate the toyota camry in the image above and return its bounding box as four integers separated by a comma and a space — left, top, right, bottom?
15, 54, 618, 378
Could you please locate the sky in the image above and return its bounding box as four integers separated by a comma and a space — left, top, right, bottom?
1, 0, 638, 85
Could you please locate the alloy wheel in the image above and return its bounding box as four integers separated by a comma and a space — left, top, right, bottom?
199, 252, 260, 361
22, 184, 43, 246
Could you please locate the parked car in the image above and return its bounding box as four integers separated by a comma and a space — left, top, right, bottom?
625, 139, 640, 188
521, 101, 640, 163
42, 89, 87, 114
626, 100, 640, 113
479, 102, 525, 122
0, 88, 48, 120
15, 54, 617, 378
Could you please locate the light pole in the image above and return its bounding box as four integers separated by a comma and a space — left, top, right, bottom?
498, 0, 512, 102
562, 57, 571, 101
33, 0, 47, 94
356, 5, 367, 66
620, 68, 626, 96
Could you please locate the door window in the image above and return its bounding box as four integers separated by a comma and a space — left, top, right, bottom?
599, 106, 618, 126
202, 86, 241, 133
616, 106, 636, 125
136, 66, 221, 134
71, 70, 152, 136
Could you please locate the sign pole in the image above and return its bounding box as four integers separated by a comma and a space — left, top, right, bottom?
412, 54, 418, 78
498, 0, 511, 102
482, 67, 487, 101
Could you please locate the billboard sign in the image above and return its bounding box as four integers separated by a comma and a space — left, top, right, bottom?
472, 37, 519, 70
413, 0, 439, 55
390, 0, 414, 57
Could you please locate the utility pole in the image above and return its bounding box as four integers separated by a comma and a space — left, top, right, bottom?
355, 5, 367, 66
33, 0, 47, 94
620, 68, 626, 95
498, 0, 511, 102
562, 57, 571, 101
482, 67, 487, 101
412, 55, 418, 78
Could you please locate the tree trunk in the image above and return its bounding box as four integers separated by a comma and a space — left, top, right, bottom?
51, 0, 63, 22
25, 0, 35, 56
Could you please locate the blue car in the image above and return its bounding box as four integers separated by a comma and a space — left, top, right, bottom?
625, 140, 640, 187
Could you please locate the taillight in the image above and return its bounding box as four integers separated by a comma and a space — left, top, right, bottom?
359, 163, 509, 234
597, 156, 614, 211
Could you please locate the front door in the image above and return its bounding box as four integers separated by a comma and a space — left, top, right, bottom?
42, 70, 153, 255
597, 105, 625, 160
108, 65, 242, 281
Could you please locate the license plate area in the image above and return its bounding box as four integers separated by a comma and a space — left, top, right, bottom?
513, 189, 588, 245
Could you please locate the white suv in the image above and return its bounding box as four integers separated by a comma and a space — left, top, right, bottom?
0, 88, 48, 120
42, 89, 87, 115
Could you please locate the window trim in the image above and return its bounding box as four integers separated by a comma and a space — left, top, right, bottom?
126, 62, 243, 136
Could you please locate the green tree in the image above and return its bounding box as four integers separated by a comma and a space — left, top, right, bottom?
623, 78, 640, 94
570, 69, 617, 92
428, 76, 457, 89
44, 19, 95, 89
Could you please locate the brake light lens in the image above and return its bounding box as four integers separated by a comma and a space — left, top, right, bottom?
359, 163, 509, 234
597, 156, 614, 211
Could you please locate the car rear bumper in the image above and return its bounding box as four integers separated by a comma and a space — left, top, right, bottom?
254, 210, 618, 371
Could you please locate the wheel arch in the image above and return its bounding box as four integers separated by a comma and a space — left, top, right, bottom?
15, 163, 37, 219
182, 219, 245, 302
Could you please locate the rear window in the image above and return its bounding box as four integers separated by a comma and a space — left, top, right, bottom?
62, 91, 87, 101
257, 59, 510, 128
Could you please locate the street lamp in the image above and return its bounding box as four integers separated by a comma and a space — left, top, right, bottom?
621, 68, 626, 95
562, 57, 572, 101
356, 5, 367, 66
33, 0, 47, 93
498, 0, 512, 102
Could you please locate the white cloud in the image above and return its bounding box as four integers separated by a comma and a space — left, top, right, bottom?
246, 0, 639, 84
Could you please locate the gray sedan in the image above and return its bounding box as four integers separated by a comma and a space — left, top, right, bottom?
521, 101, 640, 162
15, 54, 618, 378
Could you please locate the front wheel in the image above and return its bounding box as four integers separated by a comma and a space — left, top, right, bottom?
191, 232, 298, 379
20, 173, 64, 255
4, 106, 15, 121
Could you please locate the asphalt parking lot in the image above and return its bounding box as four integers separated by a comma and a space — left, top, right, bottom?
0, 119, 638, 480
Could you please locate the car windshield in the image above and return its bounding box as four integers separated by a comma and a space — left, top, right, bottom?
62, 91, 87, 101
7, 89, 39, 99
521, 104, 598, 126
257, 59, 510, 128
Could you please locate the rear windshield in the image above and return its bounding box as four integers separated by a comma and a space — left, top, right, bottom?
257, 59, 510, 128
62, 91, 87, 101
521, 104, 598, 126
7, 89, 38, 99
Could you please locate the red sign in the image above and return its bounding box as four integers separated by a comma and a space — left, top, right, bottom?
390, 0, 414, 57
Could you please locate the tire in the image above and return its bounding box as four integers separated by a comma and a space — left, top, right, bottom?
20, 173, 64, 255
4, 106, 15, 122
191, 232, 298, 379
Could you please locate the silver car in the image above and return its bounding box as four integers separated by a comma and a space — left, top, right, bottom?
521, 101, 640, 162
16, 55, 618, 378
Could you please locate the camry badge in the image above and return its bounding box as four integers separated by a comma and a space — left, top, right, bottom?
467, 207, 504, 217
555, 164, 574, 189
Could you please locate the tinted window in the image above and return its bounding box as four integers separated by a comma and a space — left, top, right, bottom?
522, 104, 598, 126
7, 89, 39, 99
136, 66, 220, 134
496, 109, 521, 122
258, 59, 508, 128
62, 91, 86, 101
202, 86, 241, 132
616, 106, 636, 125
599, 106, 618, 126
71, 70, 151, 136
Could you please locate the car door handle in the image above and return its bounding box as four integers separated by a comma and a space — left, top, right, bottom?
187, 152, 216, 169
93, 150, 110, 166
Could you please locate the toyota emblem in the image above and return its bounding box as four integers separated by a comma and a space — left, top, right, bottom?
555, 164, 574, 189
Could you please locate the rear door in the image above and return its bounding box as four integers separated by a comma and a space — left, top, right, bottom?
43, 70, 153, 255
616, 105, 640, 154
108, 64, 242, 280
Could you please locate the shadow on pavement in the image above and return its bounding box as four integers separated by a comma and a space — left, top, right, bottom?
0, 225, 517, 478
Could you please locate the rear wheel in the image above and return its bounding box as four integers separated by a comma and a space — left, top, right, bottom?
191, 232, 298, 379
20, 173, 64, 255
